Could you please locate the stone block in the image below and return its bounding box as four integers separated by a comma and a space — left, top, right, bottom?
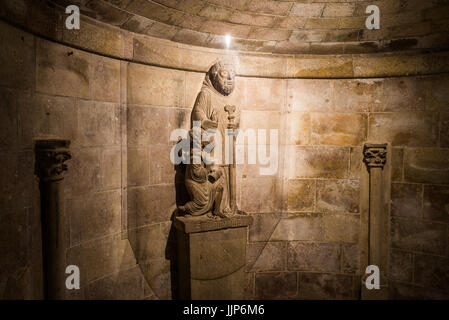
0, 21, 34, 91
69, 190, 121, 246
349, 147, 363, 179
77, 101, 121, 147
207, 0, 249, 11
248, 0, 292, 15
240, 177, 281, 213
333, 79, 383, 112
65, 148, 101, 197
127, 105, 169, 146
63, 17, 124, 57
132, 36, 222, 72
240, 111, 281, 132
0, 209, 28, 278
310, 113, 367, 146
286, 112, 310, 145
248, 213, 283, 242
339, 17, 366, 29
246, 242, 287, 272
271, 213, 323, 241
67, 234, 136, 283
248, 27, 291, 41
199, 20, 251, 38
404, 148, 449, 184
129, 224, 168, 263
341, 243, 359, 274
243, 272, 255, 300
287, 179, 315, 212
127, 185, 176, 227
0, 152, 33, 210
391, 217, 447, 255
290, 30, 327, 42
245, 78, 285, 111
291, 3, 324, 17
228, 11, 274, 27
323, 214, 360, 243
428, 74, 449, 111
198, 4, 232, 20
84, 0, 132, 26
353, 54, 423, 77
273, 16, 306, 29
414, 254, 449, 290
0, 88, 19, 150
255, 272, 297, 299
286, 57, 353, 78
36, 39, 91, 99
391, 148, 404, 182
289, 146, 349, 179
138, 258, 172, 299
368, 112, 439, 147
86, 266, 146, 300
19, 94, 77, 149
440, 112, 449, 147
287, 79, 333, 112
287, 242, 340, 272
389, 249, 413, 282
298, 273, 355, 299
172, 29, 210, 47
185, 72, 205, 109
237, 55, 286, 78
322, 3, 355, 17
127, 63, 185, 107
100, 147, 121, 189
168, 108, 191, 134
391, 183, 422, 218
92, 55, 121, 103
316, 179, 360, 213
378, 77, 428, 112
304, 18, 339, 30
149, 144, 176, 185
309, 42, 346, 54
127, 147, 149, 186
423, 185, 449, 223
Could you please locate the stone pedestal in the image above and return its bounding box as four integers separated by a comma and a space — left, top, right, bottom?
174, 214, 252, 300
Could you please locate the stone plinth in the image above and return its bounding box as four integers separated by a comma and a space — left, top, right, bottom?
174, 214, 253, 300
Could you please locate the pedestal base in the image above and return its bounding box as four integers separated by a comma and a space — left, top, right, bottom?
174, 214, 252, 300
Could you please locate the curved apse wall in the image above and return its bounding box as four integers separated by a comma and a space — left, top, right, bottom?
0, 1, 448, 300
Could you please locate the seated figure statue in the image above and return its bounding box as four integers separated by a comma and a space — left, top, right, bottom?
178, 60, 240, 218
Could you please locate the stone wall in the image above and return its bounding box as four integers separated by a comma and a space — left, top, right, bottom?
242, 76, 449, 299
1, 16, 448, 300
0, 20, 148, 299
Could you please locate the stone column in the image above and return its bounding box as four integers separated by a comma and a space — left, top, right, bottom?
34, 139, 71, 299
174, 215, 252, 299
362, 143, 388, 299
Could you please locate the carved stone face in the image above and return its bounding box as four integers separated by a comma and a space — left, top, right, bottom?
209, 61, 235, 96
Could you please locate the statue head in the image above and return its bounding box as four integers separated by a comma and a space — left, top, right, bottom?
208, 60, 235, 96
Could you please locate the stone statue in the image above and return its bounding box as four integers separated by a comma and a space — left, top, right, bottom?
179, 60, 241, 218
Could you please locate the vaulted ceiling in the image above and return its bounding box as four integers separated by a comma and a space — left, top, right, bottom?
52, 0, 449, 54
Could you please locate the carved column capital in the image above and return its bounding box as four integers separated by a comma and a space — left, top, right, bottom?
363, 143, 387, 169
35, 139, 71, 182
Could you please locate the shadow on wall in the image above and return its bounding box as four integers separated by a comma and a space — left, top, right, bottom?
126, 151, 189, 299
